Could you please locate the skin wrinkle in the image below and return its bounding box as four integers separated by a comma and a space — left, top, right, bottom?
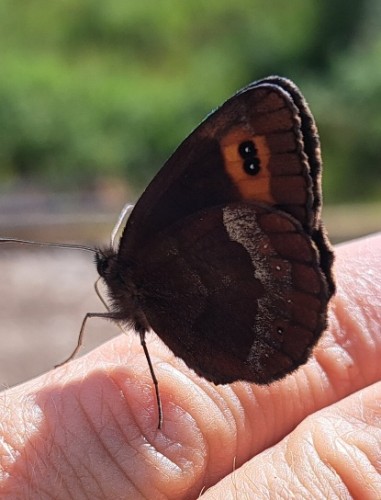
230, 383, 260, 454
128, 389, 159, 438
150, 432, 194, 476
48, 392, 97, 499
186, 381, 241, 472
219, 414, 240, 478
87, 380, 132, 447
286, 416, 325, 498
218, 385, 249, 465
324, 438, 367, 498
10, 395, 75, 500
45, 376, 136, 498
357, 392, 368, 425
174, 396, 213, 478
46, 422, 88, 499
101, 430, 153, 497
259, 455, 276, 497
257, 378, 309, 452
357, 273, 381, 313
158, 362, 221, 421
237, 383, 274, 453
257, 386, 278, 436
310, 409, 381, 499
364, 398, 381, 428
12, 395, 40, 451
24, 444, 62, 500
113, 366, 207, 497
332, 295, 364, 346
160, 384, 224, 492
239, 468, 259, 500
337, 408, 381, 478
139, 440, 184, 477
129, 430, 186, 497
25, 445, 57, 495
76, 384, 147, 499
312, 360, 343, 415
189, 398, 233, 477
150, 406, 201, 471
261, 386, 281, 444
272, 453, 307, 499
307, 436, 338, 499
314, 346, 355, 403
288, 434, 319, 498
190, 381, 237, 439
335, 290, 375, 354
313, 450, 341, 498
78, 461, 106, 500
98, 392, 140, 462
314, 292, 371, 397
339, 252, 381, 347
15, 465, 51, 500
306, 363, 329, 412
291, 372, 309, 416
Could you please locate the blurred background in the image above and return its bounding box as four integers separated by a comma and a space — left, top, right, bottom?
0, 0, 380, 389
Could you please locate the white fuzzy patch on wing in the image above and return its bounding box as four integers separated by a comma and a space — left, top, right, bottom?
222, 205, 292, 369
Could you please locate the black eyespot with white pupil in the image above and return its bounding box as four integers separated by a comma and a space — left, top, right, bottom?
238, 140, 256, 158
238, 140, 260, 176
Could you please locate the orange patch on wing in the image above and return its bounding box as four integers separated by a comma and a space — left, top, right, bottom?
220, 128, 274, 203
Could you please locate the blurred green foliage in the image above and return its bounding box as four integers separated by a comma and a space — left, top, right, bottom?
0, 0, 380, 202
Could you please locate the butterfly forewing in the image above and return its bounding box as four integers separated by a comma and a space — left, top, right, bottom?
119, 78, 317, 259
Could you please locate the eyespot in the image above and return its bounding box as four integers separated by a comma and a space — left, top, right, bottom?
238, 140, 256, 158
238, 140, 261, 176
243, 158, 260, 175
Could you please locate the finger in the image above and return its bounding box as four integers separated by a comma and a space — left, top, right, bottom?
315, 232, 381, 390
202, 378, 381, 498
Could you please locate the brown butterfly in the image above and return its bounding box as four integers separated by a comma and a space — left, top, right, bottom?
2, 76, 335, 427
96, 76, 335, 383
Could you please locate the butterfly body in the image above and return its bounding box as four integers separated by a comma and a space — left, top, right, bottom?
96, 76, 335, 386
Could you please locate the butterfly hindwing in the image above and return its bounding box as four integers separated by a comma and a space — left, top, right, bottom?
130, 202, 330, 384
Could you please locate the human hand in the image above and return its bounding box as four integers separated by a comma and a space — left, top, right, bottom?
1, 234, 380, 498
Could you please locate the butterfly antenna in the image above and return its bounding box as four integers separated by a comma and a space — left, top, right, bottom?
0, 237, 97, 253
111, 203, 134, 249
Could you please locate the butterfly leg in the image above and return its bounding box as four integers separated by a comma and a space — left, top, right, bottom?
138, 330, 163, 430
54, 312, 113, 368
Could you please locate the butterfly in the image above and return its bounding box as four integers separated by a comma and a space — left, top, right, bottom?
1, 76, 335, 427
94, 76, 335, 389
